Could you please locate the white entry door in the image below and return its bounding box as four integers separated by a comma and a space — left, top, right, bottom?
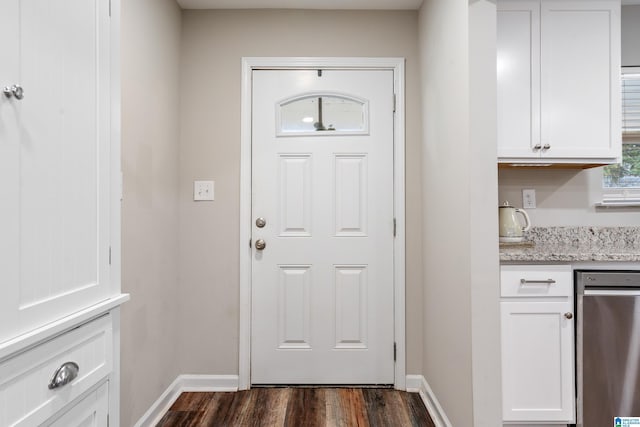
251, 69, 395, 384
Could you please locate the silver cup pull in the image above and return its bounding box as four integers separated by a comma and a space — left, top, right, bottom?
255, 239, 266, 250
48, 362, 79, 389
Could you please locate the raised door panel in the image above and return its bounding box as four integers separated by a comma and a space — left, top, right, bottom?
501, 301, 575, 423
541, 0, 621, 159
0, 0, 113, 344
497, 1, 541, 159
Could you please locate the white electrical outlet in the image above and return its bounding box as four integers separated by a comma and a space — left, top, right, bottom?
522, 188, 536, 209
194, 180, 215, 201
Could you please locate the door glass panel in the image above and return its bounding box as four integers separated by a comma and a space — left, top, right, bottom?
278, 94, 368, 136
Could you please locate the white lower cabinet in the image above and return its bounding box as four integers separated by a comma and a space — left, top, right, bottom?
46, 383, 109, 427
0, 314, 117, 427
500, 265, 575, 424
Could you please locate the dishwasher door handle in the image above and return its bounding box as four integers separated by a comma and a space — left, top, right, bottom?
584, 289, 640, 296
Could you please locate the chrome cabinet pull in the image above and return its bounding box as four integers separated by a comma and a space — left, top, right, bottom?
542, 143, 551, 150
533, 144, 542, 150
48, 361, 79, 389
520, 278, 556, 285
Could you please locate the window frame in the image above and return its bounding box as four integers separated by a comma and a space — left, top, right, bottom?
601, 66, 640, 205
275, 91, 370, 137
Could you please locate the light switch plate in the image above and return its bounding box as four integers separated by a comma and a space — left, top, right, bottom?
522, 188, 536, 209
194, 180, 215, 201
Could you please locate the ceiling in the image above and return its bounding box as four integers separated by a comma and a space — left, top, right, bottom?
177, 0, 424, 10
178, 0, 639, 10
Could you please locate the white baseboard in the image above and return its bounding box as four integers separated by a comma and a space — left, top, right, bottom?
134, 374, 239, 427
406, 375, 452, 427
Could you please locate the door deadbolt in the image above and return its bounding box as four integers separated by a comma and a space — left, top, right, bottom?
255, 217, 266, 228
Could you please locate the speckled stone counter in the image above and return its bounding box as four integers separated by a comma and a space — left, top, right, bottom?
500, 226, 640, 262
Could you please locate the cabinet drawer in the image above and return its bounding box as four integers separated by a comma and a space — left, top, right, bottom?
45, 382, 108, 427
0, 315, 112, 427
501, 265, 572, 297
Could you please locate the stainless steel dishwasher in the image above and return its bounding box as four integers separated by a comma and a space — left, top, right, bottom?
576, 270, 640, 427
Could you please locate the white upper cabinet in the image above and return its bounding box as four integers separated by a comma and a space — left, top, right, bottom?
0, 0, 115, 344
498, 0, 621, 165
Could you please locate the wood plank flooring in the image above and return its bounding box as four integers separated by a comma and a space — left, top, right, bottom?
156, 388, 435, 427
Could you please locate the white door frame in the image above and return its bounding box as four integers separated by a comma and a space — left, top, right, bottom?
239, 57, 406, 390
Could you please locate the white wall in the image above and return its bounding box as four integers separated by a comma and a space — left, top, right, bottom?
499, 168, 640, 226
469, 1, 502, 426
120, 0, 182, 425
419, 1, 501, 425
178, 9, 425, 376
498, 5, 640, 227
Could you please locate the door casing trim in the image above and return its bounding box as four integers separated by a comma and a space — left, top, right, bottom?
239, 57, 406, 390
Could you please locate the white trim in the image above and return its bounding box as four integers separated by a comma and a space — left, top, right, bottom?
134, 375, 239, 427
0, 294, 129, 362
239, 57, 406, 390
109, 307, 123, 427
406, 375, 452, 427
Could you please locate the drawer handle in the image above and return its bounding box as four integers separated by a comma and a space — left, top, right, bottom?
520, 279, 556, 285
48, 362, 79, 390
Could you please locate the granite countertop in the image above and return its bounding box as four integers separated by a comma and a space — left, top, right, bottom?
500, 226, 640, 262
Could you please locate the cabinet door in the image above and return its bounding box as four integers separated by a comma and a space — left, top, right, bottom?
0, 0, 113, 343
497, 1, 541, 159
540, 0, 621, 159
501, 301, 575, 423
45, 383, 108, 427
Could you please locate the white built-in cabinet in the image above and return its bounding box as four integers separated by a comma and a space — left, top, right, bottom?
497, 0, 621, 165
0, 0, 125, 426
500, 265, 575, 424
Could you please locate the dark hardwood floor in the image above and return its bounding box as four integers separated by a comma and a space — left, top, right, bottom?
156, 388, 435, 427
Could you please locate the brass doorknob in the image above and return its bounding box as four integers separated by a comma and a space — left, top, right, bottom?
255, 239, 266, 250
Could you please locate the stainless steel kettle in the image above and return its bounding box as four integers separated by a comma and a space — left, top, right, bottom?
499, 201, 531, 242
